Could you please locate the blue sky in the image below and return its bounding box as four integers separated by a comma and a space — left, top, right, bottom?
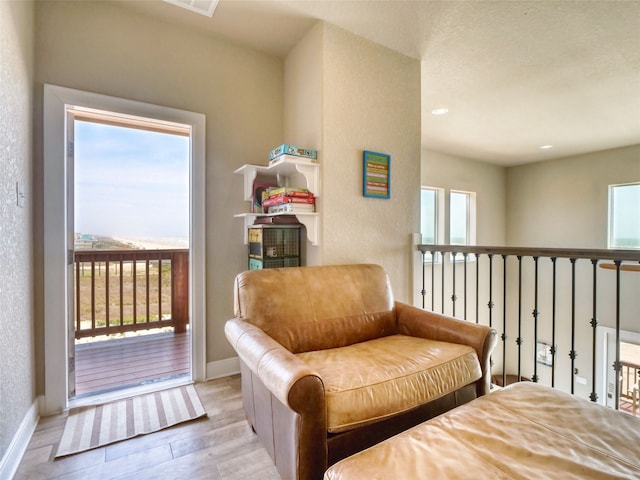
74, 121, 189, 242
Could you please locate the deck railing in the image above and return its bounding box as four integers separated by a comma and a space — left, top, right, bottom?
621, 360, 640, 401
416, 244, 640, 409
74, 249, 189, 339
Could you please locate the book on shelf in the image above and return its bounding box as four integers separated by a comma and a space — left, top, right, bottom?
252, 178, 277, 213
262, 194, 315, 208
268, 203, 315, 214
269, 154, 318, 166
266, 186, 311, 197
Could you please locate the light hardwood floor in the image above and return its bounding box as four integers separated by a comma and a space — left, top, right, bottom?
15, 376, 282, 480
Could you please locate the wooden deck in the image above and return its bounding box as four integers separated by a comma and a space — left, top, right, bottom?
74, 331, 190, 397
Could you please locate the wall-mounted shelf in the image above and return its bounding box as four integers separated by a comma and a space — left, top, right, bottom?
234, 156, 320, 245
235, 212, 319, 246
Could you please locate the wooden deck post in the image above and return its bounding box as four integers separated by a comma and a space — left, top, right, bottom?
171, 251, 189, 333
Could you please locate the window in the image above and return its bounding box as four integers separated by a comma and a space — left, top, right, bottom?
420, 187, 476, 262
449, 190, 476, 261
609, 183, 640, 249
420, 187, 443, 263
420, 187, 438, 244
449, 191, 470, 245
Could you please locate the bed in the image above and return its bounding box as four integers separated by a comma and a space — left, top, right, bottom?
324, 382, 640, 479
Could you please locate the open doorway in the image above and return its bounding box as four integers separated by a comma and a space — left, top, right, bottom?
71, 111, 191, 398
43, 85, 206, 415
600, 327, 640, 417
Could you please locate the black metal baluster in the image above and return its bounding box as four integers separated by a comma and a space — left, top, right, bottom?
463, 253, 468, 320
569, 258, 577, 395
451, 251, 457, 317
476, 254, 480, 324
487, 254, 494, 328
421, 250, 427, 309
431, 250, 435, 311
590, 259, 599, 402
441, 252, 446, 314
551, 257, 557, 388
502, 254, 508, 388
614, 260, 622, 410
517, 256, 523, 381
532, 256, 540, 383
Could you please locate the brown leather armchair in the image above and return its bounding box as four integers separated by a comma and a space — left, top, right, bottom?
225, 264, 497, 480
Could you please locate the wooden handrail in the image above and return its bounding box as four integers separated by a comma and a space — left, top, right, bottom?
417, 244, 640, 262
600, 263, 640, 272
74, 249, 189, 338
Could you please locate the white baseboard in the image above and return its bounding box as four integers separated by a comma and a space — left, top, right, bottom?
206, 356, 240, 380
0, 397, 40, 480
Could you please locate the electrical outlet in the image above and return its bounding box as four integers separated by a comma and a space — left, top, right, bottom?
575, 375, 587, 385
16, 181, 25, 208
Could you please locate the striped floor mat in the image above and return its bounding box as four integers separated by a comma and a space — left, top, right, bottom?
55, 384, 207, 458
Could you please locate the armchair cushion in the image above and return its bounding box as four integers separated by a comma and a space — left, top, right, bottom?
297, 334, 481, 433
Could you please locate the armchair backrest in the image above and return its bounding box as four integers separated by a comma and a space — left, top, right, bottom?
233, 264, 397, 353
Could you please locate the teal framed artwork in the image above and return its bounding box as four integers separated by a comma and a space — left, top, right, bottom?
363, 150, 390, 199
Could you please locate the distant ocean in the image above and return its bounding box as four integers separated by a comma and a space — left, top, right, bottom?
120, 236, 189, 249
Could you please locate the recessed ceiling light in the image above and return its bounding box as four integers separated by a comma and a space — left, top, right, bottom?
163, 0, 219, 17
431, 108, 449, 116
539, 144, 553, 150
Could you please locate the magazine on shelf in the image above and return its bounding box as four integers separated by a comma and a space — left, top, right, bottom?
266, 186, 311, 197
262, 195, 315, 208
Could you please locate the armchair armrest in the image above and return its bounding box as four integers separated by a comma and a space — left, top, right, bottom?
395, 302, 498, 395
225, 317, 325, 412
226, 318, 327, 480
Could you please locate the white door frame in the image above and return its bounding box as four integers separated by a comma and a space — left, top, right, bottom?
597, 326, 640, 409
43, 84, 206, 415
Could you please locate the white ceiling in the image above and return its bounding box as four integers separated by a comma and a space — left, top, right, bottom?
119, 0, 640, 166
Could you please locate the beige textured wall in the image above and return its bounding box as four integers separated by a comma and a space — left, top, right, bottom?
321, 24, 421, 302
284, 22, 324, 265
0, 0, 35, 460
506, 145, 640, 248
33, 1, 284, 373
421, 149, 506, 246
